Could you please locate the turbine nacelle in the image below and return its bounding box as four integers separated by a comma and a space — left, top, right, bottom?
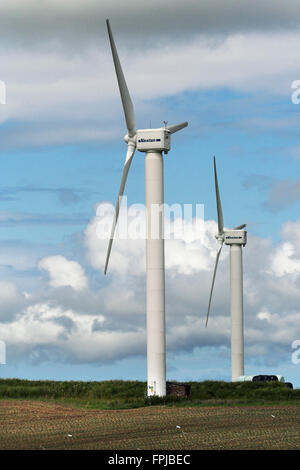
215, 230, 247, 247
132, 122, 188, 154
224, 230, 247, 246
136, 128, 171, 153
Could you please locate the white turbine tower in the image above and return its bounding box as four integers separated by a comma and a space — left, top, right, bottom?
104, 19, 188, 397
206, 157, 247, 382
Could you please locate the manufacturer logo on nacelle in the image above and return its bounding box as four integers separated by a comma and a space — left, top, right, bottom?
138, 138, 161, 143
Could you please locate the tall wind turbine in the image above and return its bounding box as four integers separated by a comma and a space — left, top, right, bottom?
206, 157, 247, 382
104, 19, 188, 397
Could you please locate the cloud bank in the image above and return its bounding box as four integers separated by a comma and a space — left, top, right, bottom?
0, 207, 299, 375
0, 1, 299, 149
1, 0, 300, 50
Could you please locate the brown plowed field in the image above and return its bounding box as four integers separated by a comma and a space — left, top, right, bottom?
0, 400, 299, 450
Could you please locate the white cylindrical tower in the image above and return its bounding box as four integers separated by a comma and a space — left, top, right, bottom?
230, 244, 244, 381
145, 150, 166, 397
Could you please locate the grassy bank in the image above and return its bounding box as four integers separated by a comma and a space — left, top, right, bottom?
0, 378, 299, 409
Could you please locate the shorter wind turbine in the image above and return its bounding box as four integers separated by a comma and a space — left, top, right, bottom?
206, 157, 247, 382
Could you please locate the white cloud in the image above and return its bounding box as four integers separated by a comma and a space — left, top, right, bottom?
270, 221, 300, 276
38, 255, 88, 290
85, 203, 219, 276
257, 310, 272, 321
270, 242, 300, 276
0, 302, 144, 363
84, 205, 146, 276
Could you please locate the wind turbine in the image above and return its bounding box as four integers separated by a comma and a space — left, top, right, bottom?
104, 19, 188, 397
206, 157, 247, 382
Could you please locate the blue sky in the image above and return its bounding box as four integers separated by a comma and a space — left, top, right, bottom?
0, 0, 300, 388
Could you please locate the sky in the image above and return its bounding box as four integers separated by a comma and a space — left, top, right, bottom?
0, 0, 300, 387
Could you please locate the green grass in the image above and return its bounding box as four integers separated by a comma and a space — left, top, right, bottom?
0, 378, 299, 409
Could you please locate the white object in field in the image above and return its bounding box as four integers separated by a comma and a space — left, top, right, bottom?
104, 19, 188, 397
206, 157, 247, 382
236, 375, 254, 382
237, 375, 285, 382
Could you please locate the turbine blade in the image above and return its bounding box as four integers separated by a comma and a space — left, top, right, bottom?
214, 156, 224, 236
232, 224, 247, 230
166, 121, 188, 134
206, 242, 223, 327
106, 19, 136, 137
104, 143, 136, 274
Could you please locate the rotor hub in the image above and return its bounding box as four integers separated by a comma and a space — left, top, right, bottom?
123, 133, 136, 145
